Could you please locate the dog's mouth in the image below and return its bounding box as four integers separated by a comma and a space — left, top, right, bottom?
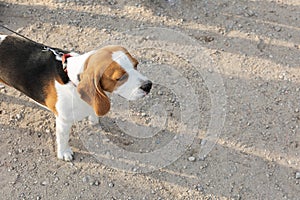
112, 79, 152, 101
125, 86, 151, 101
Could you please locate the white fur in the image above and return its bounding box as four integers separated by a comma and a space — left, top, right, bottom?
66, 51, 95, 86
54, 51, 97, 160
0, 35, 7, 45
112, 51, 149, 100
55, 81, 96, 160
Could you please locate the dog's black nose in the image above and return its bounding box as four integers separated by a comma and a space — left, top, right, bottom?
140, 80, 152, 94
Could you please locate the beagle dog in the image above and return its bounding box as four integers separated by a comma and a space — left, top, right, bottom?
0, 35, 152, 161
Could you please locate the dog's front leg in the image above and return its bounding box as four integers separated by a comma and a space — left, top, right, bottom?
56, 118, 73, 161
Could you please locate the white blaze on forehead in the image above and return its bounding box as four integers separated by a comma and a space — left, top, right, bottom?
112, 51, 134, 71
0, 35, 7, 45
112, 50, 149, 100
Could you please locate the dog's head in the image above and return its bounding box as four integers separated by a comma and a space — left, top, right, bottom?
77, 45, 152, 116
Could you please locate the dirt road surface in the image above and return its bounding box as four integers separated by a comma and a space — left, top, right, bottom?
1, 0, 300, 199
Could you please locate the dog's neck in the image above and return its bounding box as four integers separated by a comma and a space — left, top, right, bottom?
66, 51, 96, 86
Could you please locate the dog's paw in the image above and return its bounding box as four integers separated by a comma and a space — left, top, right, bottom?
57, 148, 74, 161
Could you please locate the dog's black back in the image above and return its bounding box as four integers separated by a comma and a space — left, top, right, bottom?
0, 35, 69, 104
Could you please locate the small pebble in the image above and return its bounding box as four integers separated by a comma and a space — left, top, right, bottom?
296, 172, 300, 179
82, 176, 89, 183
195, 184, 204, 192
41, 181, 47, 186
257, 39, 265, 51
103, 138, 110, 143
16, 114, 21, 120
188, 156, 196, 162
244, 9, 255, 17
132, 167, 138, 172
274, 26, 281, 32
108, 182, 114, 188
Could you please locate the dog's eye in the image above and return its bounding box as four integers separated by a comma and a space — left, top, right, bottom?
116, 74, 128, 81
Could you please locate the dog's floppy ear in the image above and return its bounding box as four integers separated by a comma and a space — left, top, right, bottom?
77, 68, 110, 116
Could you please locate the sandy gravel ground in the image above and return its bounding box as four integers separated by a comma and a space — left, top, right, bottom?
1, 0, 300, 199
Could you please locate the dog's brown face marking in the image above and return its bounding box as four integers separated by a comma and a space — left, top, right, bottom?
83, 45, 133, 92
100, 61, 127, 92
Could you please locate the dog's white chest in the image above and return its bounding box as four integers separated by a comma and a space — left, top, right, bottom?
55, 81, 94, 122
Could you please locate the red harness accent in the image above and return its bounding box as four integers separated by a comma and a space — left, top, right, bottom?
62, 53, 72, 73
61, 53, 78, 87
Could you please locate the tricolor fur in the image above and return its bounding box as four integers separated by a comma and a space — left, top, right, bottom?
0, 35, 152, 161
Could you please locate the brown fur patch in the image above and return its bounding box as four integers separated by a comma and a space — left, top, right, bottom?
55, 75, 65, 85
44, 80, 58, 116
83, 45, 135, 92
101, 61, 127, 92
